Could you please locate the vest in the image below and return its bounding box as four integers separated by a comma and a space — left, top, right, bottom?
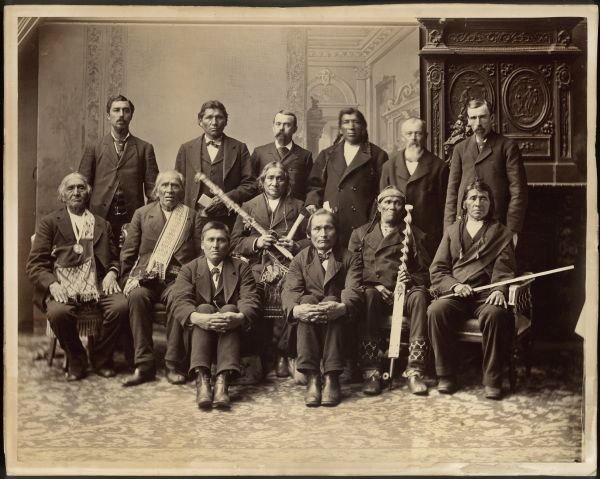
198, 140, 225, 201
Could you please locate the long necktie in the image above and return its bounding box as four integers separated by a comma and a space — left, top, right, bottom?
277, 146, 289, 159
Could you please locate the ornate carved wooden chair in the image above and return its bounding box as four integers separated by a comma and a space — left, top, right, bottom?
455, 277, 534, 391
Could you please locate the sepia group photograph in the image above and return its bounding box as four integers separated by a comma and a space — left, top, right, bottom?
3, 2, 597, 476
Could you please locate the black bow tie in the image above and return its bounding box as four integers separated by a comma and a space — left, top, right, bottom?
207, 140, 221, 148
318, 251, 330, 262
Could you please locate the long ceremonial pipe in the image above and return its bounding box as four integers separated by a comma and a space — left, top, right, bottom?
437, 265, 574, 299
194, 172, 294, 260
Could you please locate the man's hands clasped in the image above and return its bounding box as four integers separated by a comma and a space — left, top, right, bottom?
191, 311, 246, 333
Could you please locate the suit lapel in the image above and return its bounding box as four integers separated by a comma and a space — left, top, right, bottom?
474, 133, 494, 165
307, 248, 325, 287
92, 213, 104, 245
407, 151, 433, 185
323, 250, 342, 288
222, 135, 238, 180
268, 143, 280, 162
377, 228, 403, 253
118, 136, 137, 168
394, 151, 411, 184
339, 143, 371, 185
221, 258, 237, 303
57, 208, 76, 243
270, 196, 295, 230
102, 135, 120, 167
148, 202, 166, 240
196, 258, 213, 304
328, 144, 346, 180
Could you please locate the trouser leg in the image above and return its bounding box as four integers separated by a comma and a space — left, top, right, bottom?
92, 292, 129, 369
427, 297, 472, 377
405, 288, 430, 374
46, 300, 87, 375
215, 304, 241, 375
296, 295, 321, 373
164, 282, 189, 373
359, 287, 389, 371
321, 319, 344, 374
475, 301, 513, 388
127, 286, 157, 372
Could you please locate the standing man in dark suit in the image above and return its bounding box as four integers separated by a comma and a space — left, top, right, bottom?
305, 107, 389, 248
120, 171, 203, 387
282, 210, 363, 407
444, 99, 528, 245
79, 94, 159, 248
27, 173, 128, 381
170, 221, 261, 409
380, 117, 448, 260
175, 100, 255, 231
250, 110, 313, 201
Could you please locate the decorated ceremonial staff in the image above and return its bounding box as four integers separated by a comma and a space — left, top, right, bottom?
200, 162, 310, 378
348, 186, 432, 396
385, 204, 413, 390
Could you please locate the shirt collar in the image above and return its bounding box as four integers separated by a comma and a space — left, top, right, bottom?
206, 259, 224, 272
111, 131, 130, 143
275, 140, 294, 150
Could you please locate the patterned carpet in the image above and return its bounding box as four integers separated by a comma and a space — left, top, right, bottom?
12, 333, 583, 475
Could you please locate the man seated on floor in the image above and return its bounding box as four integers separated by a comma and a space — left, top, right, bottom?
27, 172, 128, 381
428, 179, 516, 400
169, 221, 261, 409
282, 209, 362, 407
120, 170, 203, 387
348, 186, 432, 396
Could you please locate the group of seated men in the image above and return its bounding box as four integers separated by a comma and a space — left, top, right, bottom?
27, 94, 528, 409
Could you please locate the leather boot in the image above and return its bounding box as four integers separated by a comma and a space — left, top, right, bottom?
362, 369, 382, 396
276, 356, 289, 378
321, 372, 341, 407
304, 371, 322, 407
406, 371, 428, 396
195, 369, 213, 409
212, 372, 231, 409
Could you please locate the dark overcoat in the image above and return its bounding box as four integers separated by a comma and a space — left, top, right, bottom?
348, 221, 430, 291
305, 141, 389, 247
79, 134, 158, 222
444, 132, 528, 233
380, 148, 448, 260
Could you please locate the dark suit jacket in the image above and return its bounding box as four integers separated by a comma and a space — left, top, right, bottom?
348, 221, 430, 291
174, 133, 255, 209
79, 134, 158, 222
250, 142, 313, 201
306, 141, 389, 247
231, 193, 310, 281
281, 246, 363, 324
444, 132, 528, 233
120, 202, 203, 281
169, 256, 261, 328
26, 207, 119, 310
430, 220, 516, 297
380, 148, 448, 260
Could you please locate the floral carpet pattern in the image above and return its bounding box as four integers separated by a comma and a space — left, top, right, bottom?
12, 334, 583, 475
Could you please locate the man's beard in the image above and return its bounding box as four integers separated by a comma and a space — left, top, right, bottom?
404, 143, 423, 162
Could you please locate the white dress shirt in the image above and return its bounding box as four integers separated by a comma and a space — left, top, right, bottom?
343, 142, 360, 167
206, 259, 224, 289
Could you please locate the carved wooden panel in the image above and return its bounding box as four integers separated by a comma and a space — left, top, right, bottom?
418, 17, 583, 183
